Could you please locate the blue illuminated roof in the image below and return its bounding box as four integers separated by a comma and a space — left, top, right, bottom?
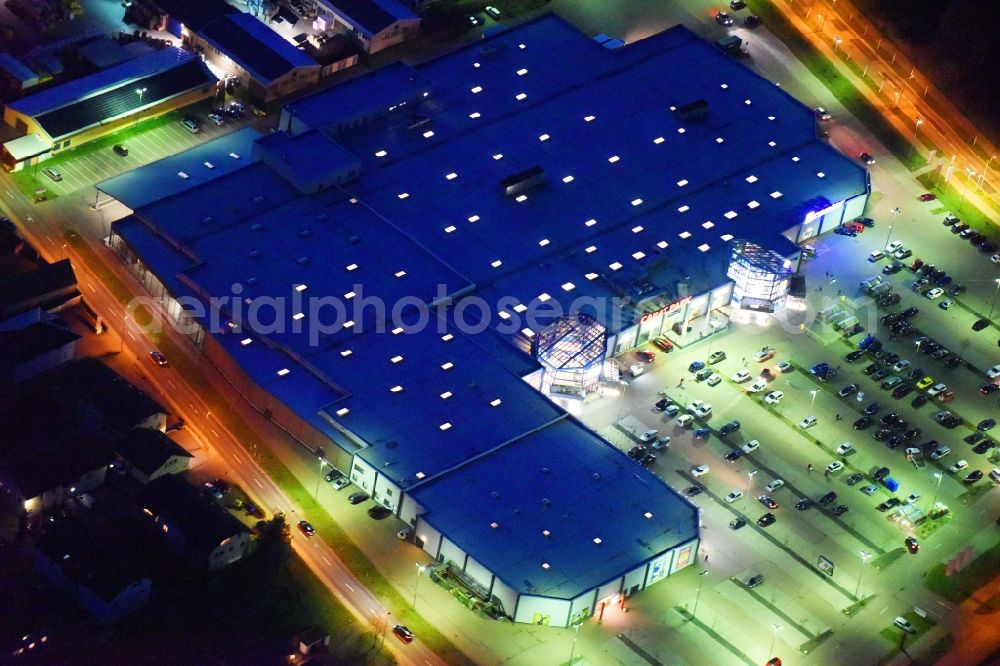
410, 419, 699, 599
116, 15, 872, 600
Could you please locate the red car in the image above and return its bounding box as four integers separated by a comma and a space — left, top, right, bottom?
918, 193, 937, 202
651, 336, 674, 352
936, 391, 955, 403
845, 221, 865, 233
636, 350, 655, 363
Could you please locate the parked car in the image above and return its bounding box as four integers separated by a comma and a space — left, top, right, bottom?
113, 144, 129, 157
715, 10, 734, 25
756, 513, 776, 527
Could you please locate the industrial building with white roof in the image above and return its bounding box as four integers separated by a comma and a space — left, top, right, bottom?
104, 15, 869, 626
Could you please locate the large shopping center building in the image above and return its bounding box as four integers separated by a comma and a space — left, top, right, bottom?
100, 16, 870, 626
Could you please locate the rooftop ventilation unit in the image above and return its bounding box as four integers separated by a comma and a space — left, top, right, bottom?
347, 235, 361, 244
674, 99, 709, 121
299, 229, 312, 237
297, 256, 309, 265
246, 277, 258, 286
541, 498, 551, 508
201, 216, 214, 224
249, 250, 261, 258
253, 195, 265, 205
500, 166, 545, 197
491, 491, 501, 499
250, 223, 263, 232
315, 213, 328, 222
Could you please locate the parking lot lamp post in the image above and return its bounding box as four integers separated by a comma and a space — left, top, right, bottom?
980, 153, 996, 189
767, 624, 783, 661
567, 621, 582, 665
959, 168, 976, 211
689, 570, 709, 621
928, 472, 944, 516
119, 315, 129, 353
313, 453, 327, 501
134, 87, 147, 127
855, 550, 871, 599
412, 563, 424, 608
742, 470, 757, 512
987, 278, 1000, 320
809, 389, 818, 413
883, 207, 901, 248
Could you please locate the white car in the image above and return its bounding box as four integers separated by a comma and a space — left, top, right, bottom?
724, 490, 743, 503
706, 373, 722, 386
992, 253, 1000, 264
929, 446, 951, 460
799, 415, 818, 429
691, 464, 710, 477
891, 359, 910, 373
836, 442, 854, 455
948, 459, 968, 474
868, 250, 885, 262
776, 361, 793, 373
747, 378, 768, 393
732, 369, 752, 383
640, 429, 658, 442
764, 390, 784, 404
330, 476, 350, 490
987, 364, 1000, 380
676, 414, 695, 427
765, 478, 784, 492
629, 363, 645, 377
826, 461, 844, 474
687, 399, 706, 414
924, 287, 944, 300
894, 617, 916, 634
989, 468, 1000, 483
886, 240, 903, 254
927, 383, 947, 397
741, 440, 760, 453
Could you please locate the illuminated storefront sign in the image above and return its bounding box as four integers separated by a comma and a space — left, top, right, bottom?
640, 296, 692, 323
802, 199, 845, 226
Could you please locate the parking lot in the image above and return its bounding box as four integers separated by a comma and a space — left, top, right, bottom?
29, 103, 261, 198
574, 215, 999, 662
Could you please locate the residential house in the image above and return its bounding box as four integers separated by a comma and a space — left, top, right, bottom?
34, 518, 152, 623
116, 428, 192, 484
0, 320, 79, 386
139, 475, 251, 570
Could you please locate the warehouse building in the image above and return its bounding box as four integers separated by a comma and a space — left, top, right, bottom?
103, 16, 870, 625
1, 47, 215, 171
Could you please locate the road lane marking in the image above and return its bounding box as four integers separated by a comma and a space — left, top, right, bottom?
167, 380, 176, 389
346, 583, 355, 592
253, 478, 264, 488
322, 556, 332, 566
211, 429, 220, 438
879, 606, 888, 614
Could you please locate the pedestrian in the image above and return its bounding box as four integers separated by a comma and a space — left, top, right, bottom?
807, 464, 813, 472
678, 378, 685, 388
835, 413, 842, 421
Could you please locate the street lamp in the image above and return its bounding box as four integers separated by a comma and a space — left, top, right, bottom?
134, 87, 147, 127
909, 118, 923, 159
987, 278, 1000, 321
767, 623, 783, 661
567, 621, 582, 665
928, 471, 944, 516
742, 470, 757, 512
883, 207, 901, 248
959, 167, 976, 210
412, 563, 425, 608
854, 550, 871, 599
119, 314, 129, 353
313, 451, 328, 501
689, 570, 709, 621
